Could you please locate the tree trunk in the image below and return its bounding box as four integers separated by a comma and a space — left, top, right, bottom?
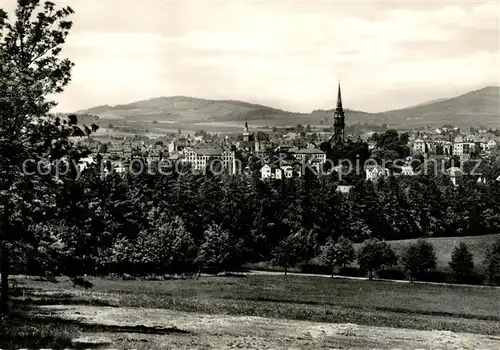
0, 241, 9, 314
284, 267, 287, 276
369, 270, 373, 281
331, 265, 334, 278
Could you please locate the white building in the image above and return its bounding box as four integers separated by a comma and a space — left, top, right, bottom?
336, 185, 353, 194
184, 145, 236, 173
365, 164, 389, 181
447, 166, 462, 187
400, 165, 416, 176
412, 138, 427, 154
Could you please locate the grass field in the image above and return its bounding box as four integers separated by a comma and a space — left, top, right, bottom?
14, 274, 500, 333
4, 234, 500, 348
5, 273, 500, 348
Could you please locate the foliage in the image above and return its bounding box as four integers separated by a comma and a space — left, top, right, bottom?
272, 233, 301, 275
401, 239, 438, 282
449, 242, 474, 283
197, 223, 241, 275
320, 235, 355, 277
357, 239, 397, 280
483, 238, 500, 286
0, 0, 97, 313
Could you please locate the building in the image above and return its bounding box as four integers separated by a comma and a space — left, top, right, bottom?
293, 148, 327, 163
260, 164, 295, 180
336, 185, 353, 194
453, 135, 476, 158
447, 166, 462, 187
332, 82, 345, 145
260, 164, 278, 179
365, 164, 388, 181
412, 138, 427, 155
184, 144, 236, 174
243, 122, 250, 142
399, 165, 416, 176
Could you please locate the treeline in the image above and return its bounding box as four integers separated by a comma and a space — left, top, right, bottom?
311, 237, 500, 286
10, 155, 500, 282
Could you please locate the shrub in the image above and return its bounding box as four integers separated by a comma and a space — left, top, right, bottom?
376, 268, 406, 280
338, 266, 364, 277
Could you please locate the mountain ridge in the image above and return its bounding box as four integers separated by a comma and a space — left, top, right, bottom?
76, 86, 500, 129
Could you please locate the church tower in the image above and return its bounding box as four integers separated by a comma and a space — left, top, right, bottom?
243, 121, 250, 142
333, 82, 345, 144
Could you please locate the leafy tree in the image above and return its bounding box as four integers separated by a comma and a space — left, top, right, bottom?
483, 238, 500, 286
320, 235, 355, 277
0, 0, 96, 313
136, 215, 197, 276
272, 233, 300, 276
295, 228, 319, 266
197, 223, 239, 276
449, 242, 474, 283
357, 239, 397, 280
401, 239, 437, 282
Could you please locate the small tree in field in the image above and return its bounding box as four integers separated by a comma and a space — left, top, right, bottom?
296, 228, 320, 267
272, 234, 300, 276
483, 238, 500, 287
401, 239, 437, 282
357, 239, 397, 280
449, 242, 474, 283
320, 236, 355, 278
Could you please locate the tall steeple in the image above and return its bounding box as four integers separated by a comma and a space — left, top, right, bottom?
333, 81, 345, 144
243, 121, 250, 141
336, 81, 343, 111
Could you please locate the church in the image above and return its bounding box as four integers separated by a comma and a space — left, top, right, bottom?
330, 82, 346, 145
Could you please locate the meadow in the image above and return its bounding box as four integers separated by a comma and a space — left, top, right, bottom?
14, 273, 500, 332
4, 234, 500, 349
3, 272, 500, 348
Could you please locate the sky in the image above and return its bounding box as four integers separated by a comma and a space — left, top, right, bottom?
1, 0, 499, 113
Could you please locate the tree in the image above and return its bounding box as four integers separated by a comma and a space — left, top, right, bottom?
357, 239, 397, 280
1, 0, 96, 313
320, 236, 355, 277
197, 223, 239, 276
136, 215, 197, 276
483, 238, 500, 286
401, 239, 437, 282
296, 228, 319, 267
272, 233, 300, 276
449, 242, 474, 283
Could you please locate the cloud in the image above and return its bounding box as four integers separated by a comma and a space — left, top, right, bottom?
44, 0, 499, 113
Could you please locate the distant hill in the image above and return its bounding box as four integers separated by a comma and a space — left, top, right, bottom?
76, 86, 500, 129
375, 86, 500, 128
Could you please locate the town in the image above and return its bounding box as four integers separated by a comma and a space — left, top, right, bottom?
74, 84, 500, 188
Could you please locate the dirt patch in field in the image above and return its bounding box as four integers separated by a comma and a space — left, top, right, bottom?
37, 305, 500, 349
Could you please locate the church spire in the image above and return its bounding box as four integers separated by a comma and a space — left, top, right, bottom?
332, 81, 345, 145
336, 81, 343, 111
